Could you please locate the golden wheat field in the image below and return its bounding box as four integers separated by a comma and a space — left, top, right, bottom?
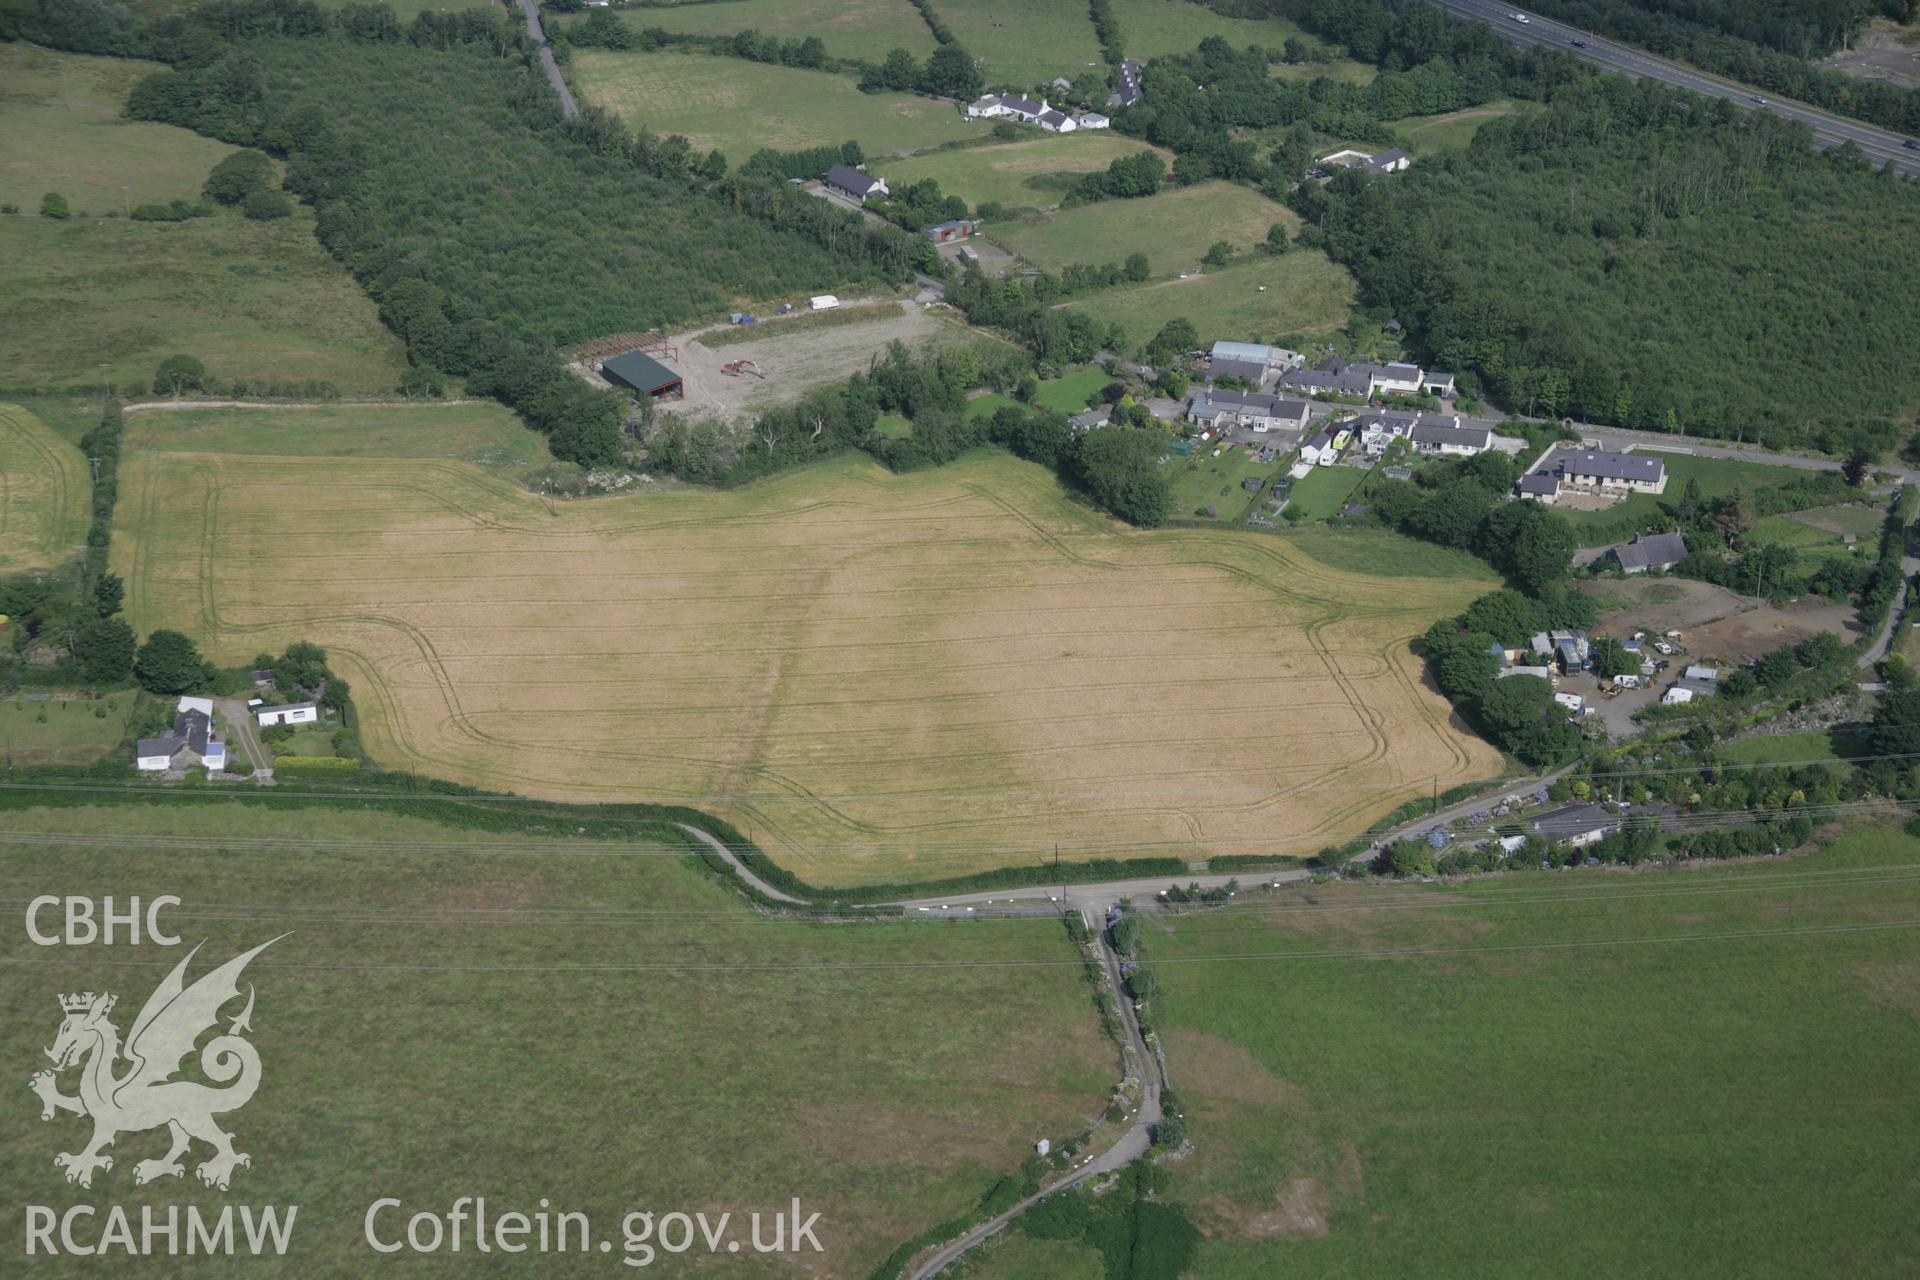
113, 443, 1500, 885
0, 403, 90, 573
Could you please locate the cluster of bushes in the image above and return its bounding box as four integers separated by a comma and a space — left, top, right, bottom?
1070, 149, 1165, 203
130, 199, 212, 222
737, 139, 864, 184
1366, 452, 1578, 594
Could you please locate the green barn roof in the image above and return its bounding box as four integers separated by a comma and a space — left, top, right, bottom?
601, 349, 682, 394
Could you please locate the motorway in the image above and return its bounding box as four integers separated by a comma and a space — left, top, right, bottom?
1430, 0, 1920, 179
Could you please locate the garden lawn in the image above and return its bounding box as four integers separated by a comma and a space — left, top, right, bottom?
0, 798, 1115, 1277
1281, 464, 1365, 521
1032, 368, 1113, 413
0, 43, 238, 216
1164, 446, 1276, 521
1143, 822, 1920, 1277
935, 0, 1104, 87
1060, 251, 1356, 349
873, 133, 1172, 212
1717, 726, 1864, 765
568, 48, 975, 163
965, 392, 1023, 420
596, 0, 939, 63
875, 413, 914, 438
1554, 453, 1818, 540
0, 214, 408, 396
991, 182, 1295, 275
0, 693, 136, 764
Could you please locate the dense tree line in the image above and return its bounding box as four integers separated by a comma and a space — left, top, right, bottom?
1504, 0, 1920, 135
1295, 76, 1920, 452
103, 2, 920, 466
1367, 450, 1578, 593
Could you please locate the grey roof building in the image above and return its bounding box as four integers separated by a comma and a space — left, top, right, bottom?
1517, 472, 1559, 497
1527, 804, 1621, 847
1563, 449, 1666, 488
823, 163, 887, 201
1613, 531, 1689, 573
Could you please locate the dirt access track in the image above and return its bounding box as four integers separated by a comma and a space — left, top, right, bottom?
1819, 20, 1920, 89
636, 300, 977, 422
1583, 577, 1859, 666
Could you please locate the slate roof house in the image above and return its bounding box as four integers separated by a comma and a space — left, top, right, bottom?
1409, 423, 1493, 456
1186, 390, 1311, 433
135, 698, 227, 773
1562, 449, 1667, 494
823, 163, 888, 202
1612, 531, 1689, 574
1107, 57, 1144, 109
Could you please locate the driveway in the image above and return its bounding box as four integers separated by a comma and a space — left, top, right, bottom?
215, 697, 273, 782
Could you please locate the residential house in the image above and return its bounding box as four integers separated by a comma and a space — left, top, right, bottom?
1516, 471, 1560, 502
1561, 449, 1667, 495
1527, 804, 1621, 849
968, 92, 1049, 124
1358, 409, 1420, 455
1611, 531, 1689, 574
1314, 147, 1411, 174
256, 701, 319, 727
1186, 389, 1311, 434
1106, 57, 1144, 109
1277, 358, 1370, 399
1409, 422, 1493, 457
1298, 427, 1343, 467
1036, 106, 1076, 133
135, 697, 227, 773
822, 164, 888, 203
1069, 406, 1111, 431
1366, 147, 1410, 172
1208, 340, 1304, 372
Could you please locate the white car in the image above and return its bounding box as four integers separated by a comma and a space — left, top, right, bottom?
1513, 12, 1531, 22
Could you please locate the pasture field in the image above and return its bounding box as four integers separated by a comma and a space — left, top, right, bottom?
0, 44, 238, 216
112, 448, 1500, 886
1061, 251, 1357, 350
1747, 501, 1886, 561
1389, 100, 1519, 152
1031, 367, 1112, 413
874, 133, 1171, 211
1136, 823, 1920, 1277
1110, 0, 1310, 58
0, 215, 407, 395
935, 0, 1104, 87
126, 402, 545, 471
1717, 726, 1862, 766
569, 49, 975, 162
0, 404, 91, 572
0, 799, 1115, 1276
600, 0, 939, 63
990, 181, 1296, 275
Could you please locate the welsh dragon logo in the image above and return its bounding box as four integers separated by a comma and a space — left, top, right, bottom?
29, 937, 284, 1191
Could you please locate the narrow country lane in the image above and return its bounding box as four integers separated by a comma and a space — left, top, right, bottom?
512, 0, 578, 120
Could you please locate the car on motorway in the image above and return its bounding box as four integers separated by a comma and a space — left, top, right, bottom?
1905, 139, 1920, 151
1512, 12, 1530, 21
1750, 95, 1768, 105
1571, 38, 1586, 47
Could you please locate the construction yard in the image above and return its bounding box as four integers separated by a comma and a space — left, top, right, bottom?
586, 301, 997, 423
1582, 576, 1861, 666
113, 448, 1501, 887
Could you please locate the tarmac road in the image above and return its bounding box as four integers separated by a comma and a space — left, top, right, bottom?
1430, 1, 1920, 178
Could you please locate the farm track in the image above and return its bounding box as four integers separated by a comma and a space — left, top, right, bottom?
114, 451, 1499, 882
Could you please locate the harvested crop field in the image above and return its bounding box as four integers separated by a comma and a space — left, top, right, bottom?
113, 449, 1500, 886
0, 403, 90, 572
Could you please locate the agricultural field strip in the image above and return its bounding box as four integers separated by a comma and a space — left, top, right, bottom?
0, 404, 90, 571
115, 452, 1495, 879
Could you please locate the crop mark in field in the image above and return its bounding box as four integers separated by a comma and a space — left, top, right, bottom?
115, 451, 1498, 882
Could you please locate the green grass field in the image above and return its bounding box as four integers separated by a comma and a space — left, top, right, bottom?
874, 133, 1171, 212
0, 798, 1115, 1275
569, 48, 975, 162
1061, 251, 1356, 350
0, 692, 136, 763
125, 403, 545, 471
1031, 367, 1112, 413
1281, 464, 1365, 521
112, 448, 1499, 883
1389, 100, 1519, 152
964, 392, 1023, 420
991, 181, 1296, 275
1555, 453, 1817, 536
1165, 446, 1276, 521
0, 44, 240, 216
0, 215, 409, 395
1109, 0, 1312, 57
1135, 822, 1920, 1276
1746, 502, 1886, 562
0, 403, 91, 572
936, 0, 1104, 87
1717, 726, 1867, 765
597, 0, 940, 63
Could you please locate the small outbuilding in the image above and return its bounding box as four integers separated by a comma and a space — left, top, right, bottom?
256, 701, 319, 727
601, 349, 684, 401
